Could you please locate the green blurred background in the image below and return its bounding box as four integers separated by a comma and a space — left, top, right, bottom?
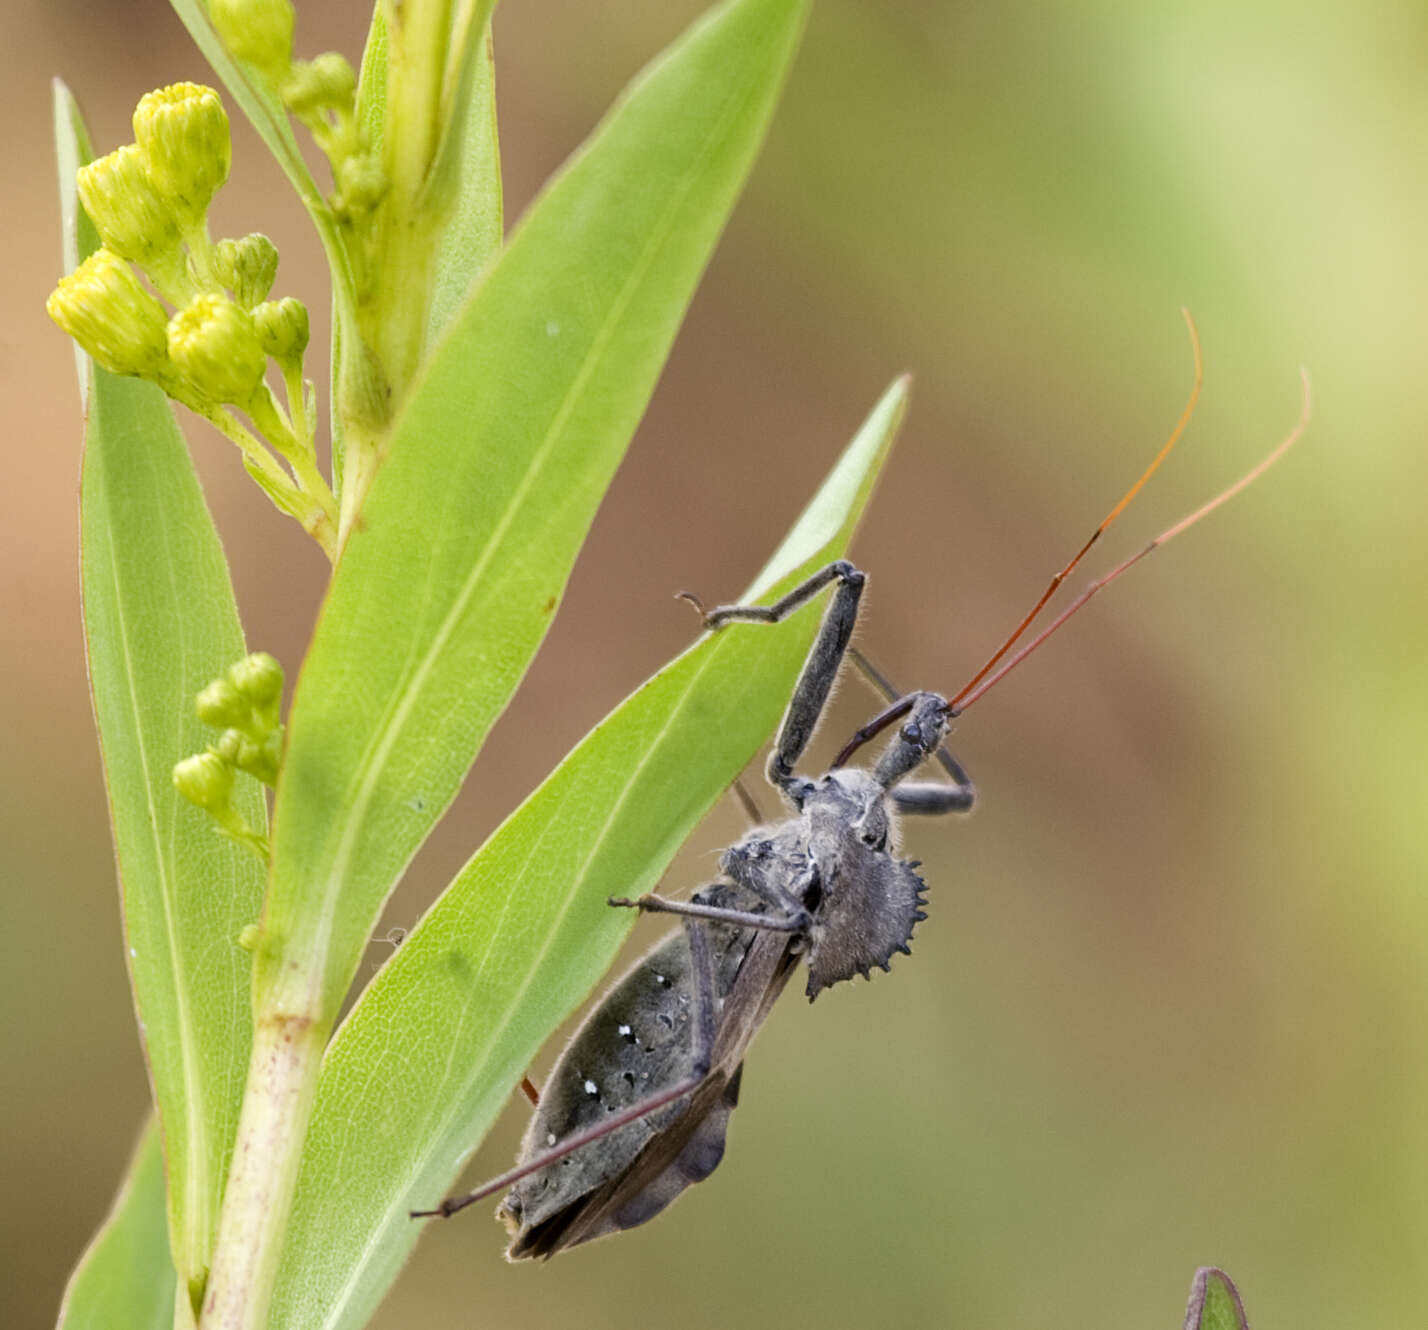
4, 1, 1426, 1326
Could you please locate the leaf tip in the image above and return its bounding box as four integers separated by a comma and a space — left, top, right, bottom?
1183, 1266, 1250, 1330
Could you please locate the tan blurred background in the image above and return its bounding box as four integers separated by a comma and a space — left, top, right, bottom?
5, 1, 1427, 1326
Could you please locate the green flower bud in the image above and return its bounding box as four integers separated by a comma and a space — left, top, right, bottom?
133, 83, 231, 228
334, 153, 388, 214
228, 651, 284, 710
209, 0, 295, 78
196, 676, 250, 729
283, 53, 356, 119
252, 297, 309, 364
226, 729, 281, 785
167, 294, 267, 404
173, 751, 234, 811
76, 144, 181, 264
213, 233, 279, 309
47, 249, 171, 378
212, 729, 245, 765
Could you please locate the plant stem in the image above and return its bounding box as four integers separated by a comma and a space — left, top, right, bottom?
197, 1011, 324, 1330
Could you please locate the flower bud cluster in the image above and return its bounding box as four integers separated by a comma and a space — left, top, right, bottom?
48, 83, 336, 552
286, 50, 385, 221
174, 651, 286, 859
207, 0, 385, 224
49, 82, 311, 410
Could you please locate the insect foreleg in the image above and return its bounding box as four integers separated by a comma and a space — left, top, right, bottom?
699, 560, 865, 796
609, 893, 808, 935
886, 734, 975, 815
888, 780, 975, 816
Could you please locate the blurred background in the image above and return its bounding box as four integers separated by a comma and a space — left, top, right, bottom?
4, 0, 1426, 1326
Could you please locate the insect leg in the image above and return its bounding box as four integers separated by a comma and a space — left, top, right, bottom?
684, 913, 719, 1076
730, 776, 766, 825
888, 776, 975, 816
410, 1067, 710, 1220
609, 893, 808, 934
413, 919, 726, 1224
879, 724, 975, 814
698, 561, 865, 797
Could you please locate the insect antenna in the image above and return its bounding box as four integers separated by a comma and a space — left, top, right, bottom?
951, 368, 1311, 713
947, 308, 1205, 712
834, 348, 1309, 768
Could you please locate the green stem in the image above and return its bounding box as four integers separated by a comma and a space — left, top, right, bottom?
196, 1012, 324, 1330
145, 246, 198, 308
205, 406, 296, 493
209, 405, 340, 561
281, 362, 309, 453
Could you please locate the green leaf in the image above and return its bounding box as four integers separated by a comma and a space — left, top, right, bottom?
271, 378, 906, 1330
1182, 1267, 1251, 1330
355, 2, 504, 380
53, 80, 97, 402
57, 1120, 176, 1330
57, 81, 267, 1294
422, 19, 503, 348
258, 0, 811, 1026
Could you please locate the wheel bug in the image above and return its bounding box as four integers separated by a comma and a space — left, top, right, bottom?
413, 327, 1311, 1260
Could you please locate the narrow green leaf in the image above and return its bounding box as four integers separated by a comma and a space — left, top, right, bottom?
260, 0, 811, 1026
272, 380, 905, 1330
422, 21, 503, 348
57, 1120, 176, 1330
354, 2, 389, 152
53, 80, 97, 402
57, 83, 267, 1292
1182, 1267, 1251, 1330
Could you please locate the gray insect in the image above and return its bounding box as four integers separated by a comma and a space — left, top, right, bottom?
412, 560, 974, 1257
411, 362, 1308, 1257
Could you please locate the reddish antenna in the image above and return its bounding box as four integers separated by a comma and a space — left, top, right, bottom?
947, 309, 1204, 712
952, 367, 1311, 713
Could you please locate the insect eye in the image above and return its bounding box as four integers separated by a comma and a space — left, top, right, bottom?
861, 829, 887, 850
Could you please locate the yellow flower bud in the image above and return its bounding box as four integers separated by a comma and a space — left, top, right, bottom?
76, 144, 181, 264
253, 297, 309, 364
173, 751, 234, 812
213, 233, 279, 309
210, 0, 295, 78
133, 83, 231, 228
46, 249, 170, 378
167, 294, 267, 405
